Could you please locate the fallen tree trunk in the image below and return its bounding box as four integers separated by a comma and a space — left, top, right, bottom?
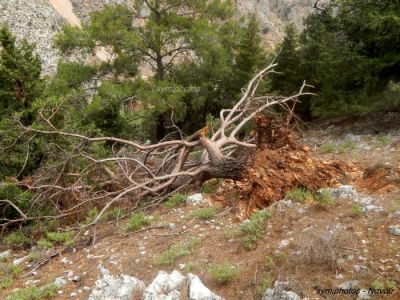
2, 59, 314, 228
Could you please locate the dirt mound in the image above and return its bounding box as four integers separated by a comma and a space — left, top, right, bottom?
224, 115, 359, 216
358, 164, 400, 194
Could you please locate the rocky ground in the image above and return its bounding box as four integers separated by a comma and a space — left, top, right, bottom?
1, 113, 399, 300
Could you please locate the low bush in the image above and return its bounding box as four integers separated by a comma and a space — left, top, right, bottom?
209, 262, 240, 284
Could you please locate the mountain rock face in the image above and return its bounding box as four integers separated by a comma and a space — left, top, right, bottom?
0, 0, 64, 74
0, 0, 323, 74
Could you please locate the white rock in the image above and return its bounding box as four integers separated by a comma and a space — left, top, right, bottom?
142, 270, 185, 300
335, 274, 343, 280
278, 239, 290, 249
331, 185, 358, 200
357, 196, 374, 205
88, 265, 145, 300
363, 205, 384, 213
354, 265, 367, 273
338, 280, 359, 289
395, 264, 400, 272
186, 193, 206, 205
13, 255, 29, 266
357, 289, 371, 300
54, 277, 68, 288
263, 283, 300, 300
187, 273, 224, 300
24, 279, 40, 286
0, 250, 11, 260
61, 257, 71, 265
389, 211, 400, 218
388, 225, 400, 236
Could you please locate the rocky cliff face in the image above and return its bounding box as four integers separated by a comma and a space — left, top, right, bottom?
0, 0, 64, 74
0, 0, 321, 74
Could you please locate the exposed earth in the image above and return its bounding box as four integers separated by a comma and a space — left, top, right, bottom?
1, 113, 399, 300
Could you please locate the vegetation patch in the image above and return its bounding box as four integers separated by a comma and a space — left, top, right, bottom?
188, 207, 216, 220
46, 231, 74, 246
164, 193, 187, 208
5, 283, 58, 300
200, 179, 222, 194
126, 212, 155, 231
3, 231, 29, 247
155, 238, 200, 265
238, 209, 271, 249
285, 188, 313, 203
209, 262, 240, 284
314, 189, 334, 205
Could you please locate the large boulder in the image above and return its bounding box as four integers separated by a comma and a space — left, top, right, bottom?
142, 270, 185, 300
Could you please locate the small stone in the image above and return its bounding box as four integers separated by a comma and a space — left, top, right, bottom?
394, 264, 400, 272
60, 257, 71, 265
186, 193, 206, 205
357, 289, 371, 300
388, 225, 400, 236
70, 292, 77, 297
278, 239, 290, 249
0, 250, 12, 260
13, 255, 29, 266
338, 280, 359, 289
72, 276, 81, 282
24, 279, 40, 286
298, 207, 308, 214
354, 264, 367, 273
83, 286, 90, 292
54, 277, 67, 288
389, 211, 400, 218
335, 274, 343, 280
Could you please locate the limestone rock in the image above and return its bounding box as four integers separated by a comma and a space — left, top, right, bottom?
142, 270, 185, 300
388, 225, 400, 236
186, 193, 206, 206
187, 273, 224, 300
88, 265, 145, 300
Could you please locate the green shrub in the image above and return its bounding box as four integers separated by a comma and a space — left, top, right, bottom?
3, 231, 29, 247
209, 262, 240, 284
126, 212, 152, 231
320, 143, 337, 154
376, 135, 392, 147
188, 208, 216, 220
37, 239, 53, 250
155, 238, 200, 265
5, 283, 58, 300
28, 251, 40, 262
0, 277, 13, 289
314, 189, 334, 205
320, 140, 357, 154
257, 274, 272, 294
0, 184, 36, 221
183, 261, 197, 273
164, 193, 186, 208
200, 179, 222, 194
102, 208, 125, 221
238, 209, 271, 249
351, 204, 363, 214
285, 188, 313, 203
46, 231, 74, 246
